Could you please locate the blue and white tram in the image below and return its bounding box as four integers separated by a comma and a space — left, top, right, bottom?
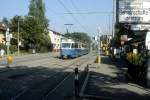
60, 39, 89, 59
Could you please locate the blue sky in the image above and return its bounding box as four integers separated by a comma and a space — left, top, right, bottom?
0, 0, 113, 36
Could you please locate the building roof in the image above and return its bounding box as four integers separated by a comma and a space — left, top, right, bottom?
49, 29, 64, 36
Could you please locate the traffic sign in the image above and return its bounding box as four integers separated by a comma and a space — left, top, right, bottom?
5, 28, 10, 42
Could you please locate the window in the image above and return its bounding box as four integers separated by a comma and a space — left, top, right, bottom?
71, 43, 78, 48
62, 43, 71, 48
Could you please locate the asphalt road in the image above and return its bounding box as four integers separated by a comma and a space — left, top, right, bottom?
0, 52, 95, 100
1, 53, 150, 100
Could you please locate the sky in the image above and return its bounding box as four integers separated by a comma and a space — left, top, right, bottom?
0, 0, 113, 36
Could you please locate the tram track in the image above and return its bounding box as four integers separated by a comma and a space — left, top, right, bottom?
9, 54, 92, 100
42, 53, 95, 100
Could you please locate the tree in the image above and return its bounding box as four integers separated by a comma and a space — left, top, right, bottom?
28, 0, 49, 31
9, 16, 24, 36
25, 0, 50, 51
64, 32, 91, 44
22, 16, 50, 50
2, 17, 9, 27
8, 0, 50, 52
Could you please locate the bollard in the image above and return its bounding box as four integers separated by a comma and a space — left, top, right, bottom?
74, 67, 79, 98
7, 55, 13, 68
86, 64, 89, 72
106, 50, 109, 56
95, 55, 101, 64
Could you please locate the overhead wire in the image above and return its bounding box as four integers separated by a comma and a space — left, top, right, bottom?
46, 5, 80, 32
57, 0, 89, 33
69, 0, 113, 36
70, 0, 91, 35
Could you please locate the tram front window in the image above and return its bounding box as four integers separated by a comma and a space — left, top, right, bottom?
62, 43, 71, 48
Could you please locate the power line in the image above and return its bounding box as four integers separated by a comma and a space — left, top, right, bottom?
69, 0, 113, 36
57, 0, 89, 33
46, 6, 80, 32
70, 0, 91, 35
70, 0, 79, 11
63, 11, 113, 15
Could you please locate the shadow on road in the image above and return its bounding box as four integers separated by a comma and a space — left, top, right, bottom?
84, 71, 150, 100
82, 56, 150, 100
0, 65, 74, 100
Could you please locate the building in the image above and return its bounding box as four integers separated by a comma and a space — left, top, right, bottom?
49, 30, 64, 52
0, 22, 6, 44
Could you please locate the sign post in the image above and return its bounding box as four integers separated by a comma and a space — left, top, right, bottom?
5, 28, 13, 68
6, 28, 10, 55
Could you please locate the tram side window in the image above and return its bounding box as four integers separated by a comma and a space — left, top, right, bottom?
75, 43, 78, 48
71, 43, 78, 48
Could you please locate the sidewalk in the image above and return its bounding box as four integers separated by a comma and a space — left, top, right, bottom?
84, 56, 150, 100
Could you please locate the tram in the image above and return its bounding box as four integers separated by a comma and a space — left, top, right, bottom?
60, 38, 89, 59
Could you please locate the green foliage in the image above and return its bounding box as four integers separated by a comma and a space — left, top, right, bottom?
0, 43, 6, 49
10, 45, 17, 53
22, 16, 50, 50
64, 32, 91, 44
8, 0, 50, 52
25, 0, 50, 51
28, 0, 49, 30
39, 46, 49, 53
9, 16, 24, 39
2, 17, 9, 27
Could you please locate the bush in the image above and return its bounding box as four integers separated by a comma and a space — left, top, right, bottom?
10, 45, 17, 54
40, 47, 49, 53
39, 46, 49, 53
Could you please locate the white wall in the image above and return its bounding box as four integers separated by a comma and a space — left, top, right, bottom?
49, 30, 62, 51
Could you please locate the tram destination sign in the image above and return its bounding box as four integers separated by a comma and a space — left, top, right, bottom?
118, 0, 150, 23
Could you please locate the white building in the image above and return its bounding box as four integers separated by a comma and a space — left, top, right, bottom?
49, 30, 64, 52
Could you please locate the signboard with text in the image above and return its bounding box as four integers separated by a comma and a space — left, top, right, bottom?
131, 24, 150, 30
118, 0, 150, 23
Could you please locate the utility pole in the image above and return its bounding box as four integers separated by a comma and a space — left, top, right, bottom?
97, 27, 101, 51
112, 0, 115, 38
64, 24, 74, 33
17, 18, 20, 56
108, 13, 111, 35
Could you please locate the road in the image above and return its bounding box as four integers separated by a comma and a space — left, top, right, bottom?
0, 52, 95, 100
0, 53, 150, 100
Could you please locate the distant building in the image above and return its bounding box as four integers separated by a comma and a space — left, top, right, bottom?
0, 22, 6, 44
49, 30, 64, 52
